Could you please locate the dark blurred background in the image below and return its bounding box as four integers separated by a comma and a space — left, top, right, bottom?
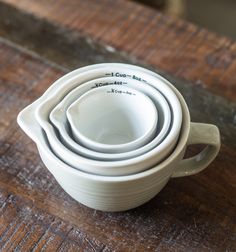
134, 0, 236, 40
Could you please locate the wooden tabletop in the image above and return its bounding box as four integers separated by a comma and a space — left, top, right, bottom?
0, 0, 235, 251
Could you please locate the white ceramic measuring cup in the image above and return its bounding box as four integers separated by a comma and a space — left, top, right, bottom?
35, 65, 182, 176
17, 63, 220, 212
50, 77, 171, 161
67, 85, 158, 153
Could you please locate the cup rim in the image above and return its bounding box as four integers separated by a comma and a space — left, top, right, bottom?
34, 64, 182, 172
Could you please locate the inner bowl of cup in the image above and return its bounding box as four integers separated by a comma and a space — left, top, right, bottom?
35, 65, 182, 176
50, 77, 171, 161
67, 85, 158, 153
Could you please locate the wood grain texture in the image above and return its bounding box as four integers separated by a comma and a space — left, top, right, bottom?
1, 0, 236, 101
0, 0, 236, 251
0, 36, 236, 250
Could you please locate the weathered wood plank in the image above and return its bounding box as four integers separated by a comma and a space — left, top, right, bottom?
0, 36, 236, 250
1, 0, 236, 101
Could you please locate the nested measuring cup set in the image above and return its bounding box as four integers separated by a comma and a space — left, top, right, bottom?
18, 63, 220, 212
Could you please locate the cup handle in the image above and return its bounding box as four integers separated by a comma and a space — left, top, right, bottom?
171, 122, 220, 178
